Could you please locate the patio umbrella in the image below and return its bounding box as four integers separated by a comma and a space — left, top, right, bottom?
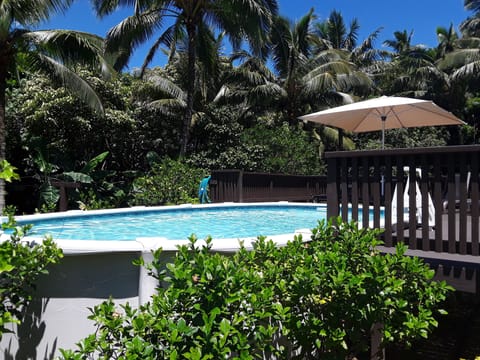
298, 96, 465, 148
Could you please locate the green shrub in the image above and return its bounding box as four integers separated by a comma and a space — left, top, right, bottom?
241, 122, 325, 175
130, 158, 207, 206
249, 220, 454, 358
0, 213, 63, 337
60, 219, 453, 359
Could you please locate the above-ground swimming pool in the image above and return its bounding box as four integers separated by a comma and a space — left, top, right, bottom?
12, 203, 327, 241
5, 202, 383, 254
0, 202, 386, 359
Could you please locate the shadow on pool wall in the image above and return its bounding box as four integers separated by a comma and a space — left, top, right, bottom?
0, 251, 144, 359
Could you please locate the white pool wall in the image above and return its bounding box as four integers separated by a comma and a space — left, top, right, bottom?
0, 202, 316, 359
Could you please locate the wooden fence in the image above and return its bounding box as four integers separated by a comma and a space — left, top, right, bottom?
210, 170, 327, 203
325, 145, 480, 258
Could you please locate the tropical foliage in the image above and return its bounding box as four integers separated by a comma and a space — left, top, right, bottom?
59, 219, 453, 359
1, 3, 474, 357
0, 0, 112, 210
130, 157, 207, 206
0, 213, 63, 337
3, 3, 479, 212
93, 0, 279, 155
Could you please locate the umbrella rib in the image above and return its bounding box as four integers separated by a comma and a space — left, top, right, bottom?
351, 109, 386, 132
389, 108, 404, 127
409, 103, 459, 120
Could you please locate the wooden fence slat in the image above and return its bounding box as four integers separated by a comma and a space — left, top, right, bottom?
472, 152, 479, 255
433, 157, 443, 252
362, 157, 370, 229
383, 156, 393, 247
352, 158, 359, 222
420, 155, 430, 251
447, 154, 457, 253
408, 161, 417, 249
373, 156, 381, 229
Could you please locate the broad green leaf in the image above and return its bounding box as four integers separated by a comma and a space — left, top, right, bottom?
81, 151, 109, 174
62, 171, 93, 184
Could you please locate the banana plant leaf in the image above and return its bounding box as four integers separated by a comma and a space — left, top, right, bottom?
80, 151, 109, 174
62, 172, 93, 184
39, 184, 60, 207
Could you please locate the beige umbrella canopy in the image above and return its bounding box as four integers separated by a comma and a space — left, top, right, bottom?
298, 96, 465, 148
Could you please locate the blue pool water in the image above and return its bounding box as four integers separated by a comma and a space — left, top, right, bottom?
17, 204, 330, 241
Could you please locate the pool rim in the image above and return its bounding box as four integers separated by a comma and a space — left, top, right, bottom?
3, 202, 324, 255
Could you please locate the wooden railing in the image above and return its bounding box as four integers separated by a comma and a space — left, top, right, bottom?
210, 170, 327, 203
325, 145, 480, 257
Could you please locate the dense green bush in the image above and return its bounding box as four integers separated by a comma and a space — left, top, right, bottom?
59, 219, 452, 359
0, 162, 63, 336
0, 213, 63, 337
242, 122, 325, 175
130, 157, 207, 206
188, 106, 266, 171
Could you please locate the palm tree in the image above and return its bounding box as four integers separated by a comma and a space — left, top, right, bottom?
465, 0, 480, 12
218, 11, 346, 120
216, 11, 371, 152
379, 30, 442, 97
461, 0, 480, 36
383, 29, 415, 55
94, 0, 278, 156
436, 24, 459, 59
267, 11, 372, 120
313, 9, 360, 52
313, 10, 384, 92
0, 0, 110, 210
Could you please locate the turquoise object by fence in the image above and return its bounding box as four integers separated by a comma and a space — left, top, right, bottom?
198, 175, 211, 203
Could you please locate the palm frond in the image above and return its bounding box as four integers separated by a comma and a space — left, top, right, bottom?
302, 72, 335, 95
294, 8, 315, 57
28, 52, 104, 114
3, 0, 72, 26
105, 9, 164, 70
304, 59, 355, 82
451, 59, 480, 81
229, 66, 271, 86
437, 48, 480, 71
235, 55, 276, 81
456, 36, 480, 49
460, 16, 480, 37
148, 98, 186, 113
143, 74, 186, 102
334, 71, 373, 92
248, 82, 287, 100
92, 0, 147, 17
24, 30, 114, 78
208, 0, 275, 58
140, 17, 185, 75
357, 27, 382, 51
270, 16, 293, 77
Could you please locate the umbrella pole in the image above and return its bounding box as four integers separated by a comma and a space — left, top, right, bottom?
381, 115, 387, 196
381, 115, 386, 149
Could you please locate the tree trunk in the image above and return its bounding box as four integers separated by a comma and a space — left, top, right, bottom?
180, 22, 197, 156
0, 62, 7, 212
